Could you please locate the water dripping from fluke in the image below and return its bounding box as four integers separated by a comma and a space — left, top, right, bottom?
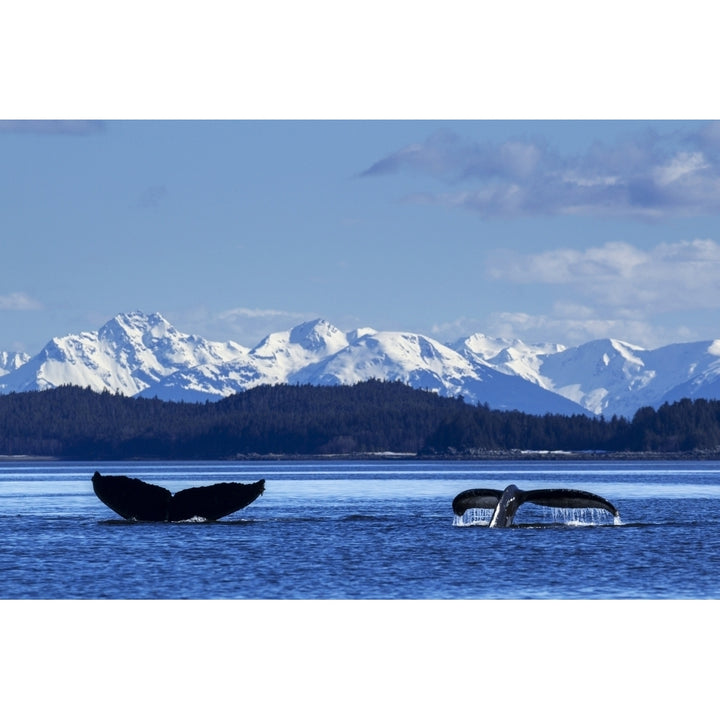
547, 506, 619, 526
452, 484, 619, 528
452, 508, 492, 527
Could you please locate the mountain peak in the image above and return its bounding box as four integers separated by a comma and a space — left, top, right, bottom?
288, 319, 347, 353
0, 350, 31, 377
252, 319, 348, 361
4, 311, 720, 418
348, 327, 376, 343
99, 311, 172, 342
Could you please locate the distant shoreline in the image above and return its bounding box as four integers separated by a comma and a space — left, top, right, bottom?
3, 451, 720, 462
234, 450, 720, 461
0, 455, 59, 462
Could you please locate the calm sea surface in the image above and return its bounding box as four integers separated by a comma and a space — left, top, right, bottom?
2, 458, 720, 599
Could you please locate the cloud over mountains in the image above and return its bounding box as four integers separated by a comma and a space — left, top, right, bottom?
489, 239, 720, 312
361, 123, 720, 219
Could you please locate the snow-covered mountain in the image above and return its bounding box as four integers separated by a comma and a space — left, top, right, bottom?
0, 312, 248, 396
134, 319, 361, 403
451, 333, 565, 385
138, 318, 587, 415
3, 310, 720, 417
0, 350, 30, 377
0, 311, 587, 415
287, 330, 586, 415
458, 336, 720, 417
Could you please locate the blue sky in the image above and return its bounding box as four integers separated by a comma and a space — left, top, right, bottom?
3, 118, 720, 354
2, 3, 719, 356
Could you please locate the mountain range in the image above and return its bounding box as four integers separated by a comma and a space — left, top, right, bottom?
2, 310, 720, 418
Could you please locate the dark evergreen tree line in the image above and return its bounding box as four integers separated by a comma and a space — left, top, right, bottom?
0, 381, 719, 459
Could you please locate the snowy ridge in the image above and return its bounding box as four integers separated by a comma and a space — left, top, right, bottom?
1, 311, 248, 396
0, 350, 30, 377
452, 333, 565, 386
3, 310, 720, 417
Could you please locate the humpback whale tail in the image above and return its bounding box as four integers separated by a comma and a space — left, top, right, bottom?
452, 484, 619, 528
92, 471, 265, 521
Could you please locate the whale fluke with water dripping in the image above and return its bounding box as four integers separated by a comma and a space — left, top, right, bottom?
452, 484, 619, 527
91, 471, 265, 521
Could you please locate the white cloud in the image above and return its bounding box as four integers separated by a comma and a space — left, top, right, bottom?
0, 293, 43, 310
482, 238, 720, 347
485, 308, 691, 349
362, 123, 720, 218
489, 239, 720, 312
429, 316, 486, 341
489, 242, 647, 284
218, 307, 311, 323
653, 151, 708, 186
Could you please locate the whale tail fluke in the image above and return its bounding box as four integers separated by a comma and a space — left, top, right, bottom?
169, 481, 265, 521
522, 488, 619, 517
92, 471, 171, 521
92, 471, 265, 521
452, 484, 618, 527
451, 488, 503, 516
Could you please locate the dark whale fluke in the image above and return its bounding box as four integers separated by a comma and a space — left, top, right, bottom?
452, 483, 618, 527
92, 471, 265, 521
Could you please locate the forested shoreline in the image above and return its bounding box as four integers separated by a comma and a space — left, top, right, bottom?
1, 379, 720, 460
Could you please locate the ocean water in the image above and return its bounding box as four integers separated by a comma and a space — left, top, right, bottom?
2, 458, 720, 600
4, 458, 718, 717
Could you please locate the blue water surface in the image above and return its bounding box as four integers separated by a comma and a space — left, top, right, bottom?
2, 458, 720, 599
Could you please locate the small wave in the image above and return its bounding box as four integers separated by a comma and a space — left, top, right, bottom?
453, 515, 490, 527
249, 516, 324, 525
174, 516, 209, 523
